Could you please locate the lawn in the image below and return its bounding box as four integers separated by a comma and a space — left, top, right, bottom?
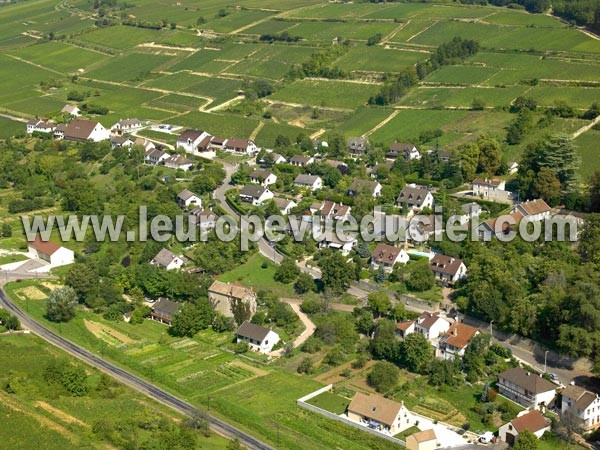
270, 79, 381, 110
0, 116, 24, 139
334, 46, 427, 73
338, 106, 393, 137
172, 110, 259, 138
574, 129, 600, 179
85, 52, 175, 83
306, 391, 350, 414
77, 25, 165, 51
0, 253, 27, 265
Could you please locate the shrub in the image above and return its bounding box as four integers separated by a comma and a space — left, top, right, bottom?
234, 341, 249, 354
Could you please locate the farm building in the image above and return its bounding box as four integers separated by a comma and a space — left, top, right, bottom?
27, 236, 74, 267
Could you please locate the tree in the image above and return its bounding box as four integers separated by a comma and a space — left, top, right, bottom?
318, 252, 354, 293
401, 332, 432, 374
297, 357, 313, 374
471, 98, 485, 110
324, 345, 345, 366
463, 333, 491, 382
1, 223, 12, 237
367, 291, 391, 317
579, 214, 600, 265
429, 358, 460, 386
274, 257, 300, 284
65, 263, 99, 301
46, 286, 78, 322
227, 437, 244, 450
170, 301, 213, 337
512, 430, 538, 450
367, 361, 400, 393
375, 265, 386, 283
457, 142, 480, 181
406, 264, 435, 292
532, 167, 561, 206
295, 273, 315, 294
477, 136, 501, 175
183, 410, 210, 436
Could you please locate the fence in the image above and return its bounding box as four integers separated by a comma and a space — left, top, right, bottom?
297, 385, 407, 447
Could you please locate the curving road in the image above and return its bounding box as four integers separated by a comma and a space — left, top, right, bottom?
0, 288, 273, 450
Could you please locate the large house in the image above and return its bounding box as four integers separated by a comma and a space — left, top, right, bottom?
497, 366, 556, 410
561, 385, 600, 430
57, 119, 109, 142
26, 118, 55, 134
437, 322, 479, 360
165, 154, 193, 171
111, 118, 142, 135
396, 185, 434, 213
176, 129, 211, 155
499, 410, 550, 446
472, 178, 506, 201
239, 185, 274, 206
151, 248, 185, 270
250, 169, 277, 186
236, 321, 280, 354
224, 138, 258, 155
177, 189, 202, 208
149, 298, 181, 326
371, 243, 409, 272
208, 280, 257, 319
347, 136, 369, 158
512, 199, 551, 222
387, 142, 420, 161
145, 148, 169, 166
429, 253, 467, 286
318, 200, 351, 221
414, 312, 451, 340
294, 174, 322, 191
347, 392, 416, 436
348, 180, 382, 198
28, 236, 74, 267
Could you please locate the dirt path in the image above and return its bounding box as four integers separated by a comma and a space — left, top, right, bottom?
4, 53, 63, 76
363, 109, 399, 137
269, 300, 315, 357
263, 99, 353, 113
230, 360, 268, 377
0, 112, 27, 122
380, 20, 409, 45
249, 121, 264, 141
572, 114, 600, 139
406, 20, 438, 42
204, 95, 245, 113
309, 128, 326, 139
35, 401, 90, 428
137, 42, 198, 52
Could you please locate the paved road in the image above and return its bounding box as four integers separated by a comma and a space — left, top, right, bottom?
0, 288, 273, 450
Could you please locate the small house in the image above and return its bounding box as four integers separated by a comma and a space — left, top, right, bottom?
406, 429, 437, 450
239, 185, 274, 206
499, 410, 550, 446
250, 169, 277, 186
27, 236, 74, 267
150, 248, 185, 271
273, 197, 297, 215
60, 119, 109, 142
165, 154, 193, 171
472, 178, 506, 201
396, 185, 434, 212
224, 138, 259, 155
236, 321, 280, 354
348, 180, 382, 198
294, 174, 322, 191
387, 142, 420, 161
347, 136, 368, 158
149, 298, 181, 326
429, 253, 467, 286
177, 189, 202, 208
497, 366, 556, 410
371, 243, 409, 272
290, 154, 314, 167
176, 129, 210, 154
414, 312, 450, 340
61, 104, 81, 117
437, 322, 479, 360
512, 199, 551, 222
111, 118, 142, 135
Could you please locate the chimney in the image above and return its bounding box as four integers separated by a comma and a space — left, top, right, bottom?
452, 327, 458, 337
527, 372, 531, 377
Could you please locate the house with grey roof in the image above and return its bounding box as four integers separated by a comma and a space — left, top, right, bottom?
150, 248, 185, 271
396, 184, 434, 213
149, 298, 181, 325
294, 174, 322, 191
177, 189, 202, 208
236, 321, 279, 354
239, 185, 274, 206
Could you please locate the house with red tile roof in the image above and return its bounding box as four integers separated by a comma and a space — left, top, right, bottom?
499, 410, 550, 445
27, 236, 74, 267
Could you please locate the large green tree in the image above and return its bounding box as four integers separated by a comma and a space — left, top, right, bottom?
46, 286, 78, 322
318, 252, 354, 293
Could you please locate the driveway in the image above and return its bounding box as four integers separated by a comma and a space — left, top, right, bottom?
269, 299, 316, 357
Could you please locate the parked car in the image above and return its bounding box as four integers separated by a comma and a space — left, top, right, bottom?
479, 432, 494, 444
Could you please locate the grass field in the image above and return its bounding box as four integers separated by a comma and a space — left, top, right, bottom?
270, 79, 380, 109
574, 129, 600, 179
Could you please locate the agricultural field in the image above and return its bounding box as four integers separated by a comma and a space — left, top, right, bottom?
0, 333, 229, 449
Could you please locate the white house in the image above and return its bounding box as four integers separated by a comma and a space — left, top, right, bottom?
134, 137, 155, 152
151, 248, 185, 271
396, 185, 434, 212
239, 185, 274, 206
371, 243, 409, 272
561, 384, 600, 431
266, 152, 286, 165
476, 211, 524, 241
28, 236, 74, 267
456, 202, 482, 225
176, 129, 210, 154
224, 138, 259, 155
497, 366, 556, 410
472, 178, 506, 201
348, 180, 382, 198
177, 189, 202, 208
499, 410, 550, 446
318, 200, 351, 221
60, 119, 110, 142
414, 312, 451, 340
165, 154, 193, 171
508, 161, 519, 175
26, 118, 55, 134
110, 135, 134, 149
250, 169, 277, 186
318, 234, 357, 256
512, 199, 551, 222
61, 104, 81, 117
236, 321, 279, 354
437, 322, 479, 361
387, 142, 420, 160
347, 136, 369, 158
273, 197, 297, 215
111, 118, 143, 135
294, 174, 322, 191
429, 253, 467, 286
145, 148, 170, 165
290, 154, 314, 167
190, 208, 217, 230
396, 320, 416, 339
347, 392, 416, 436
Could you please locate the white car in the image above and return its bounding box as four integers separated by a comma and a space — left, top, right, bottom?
479, 432, 494, 444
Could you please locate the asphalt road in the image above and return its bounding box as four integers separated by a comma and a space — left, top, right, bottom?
0, 288, 274, 450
